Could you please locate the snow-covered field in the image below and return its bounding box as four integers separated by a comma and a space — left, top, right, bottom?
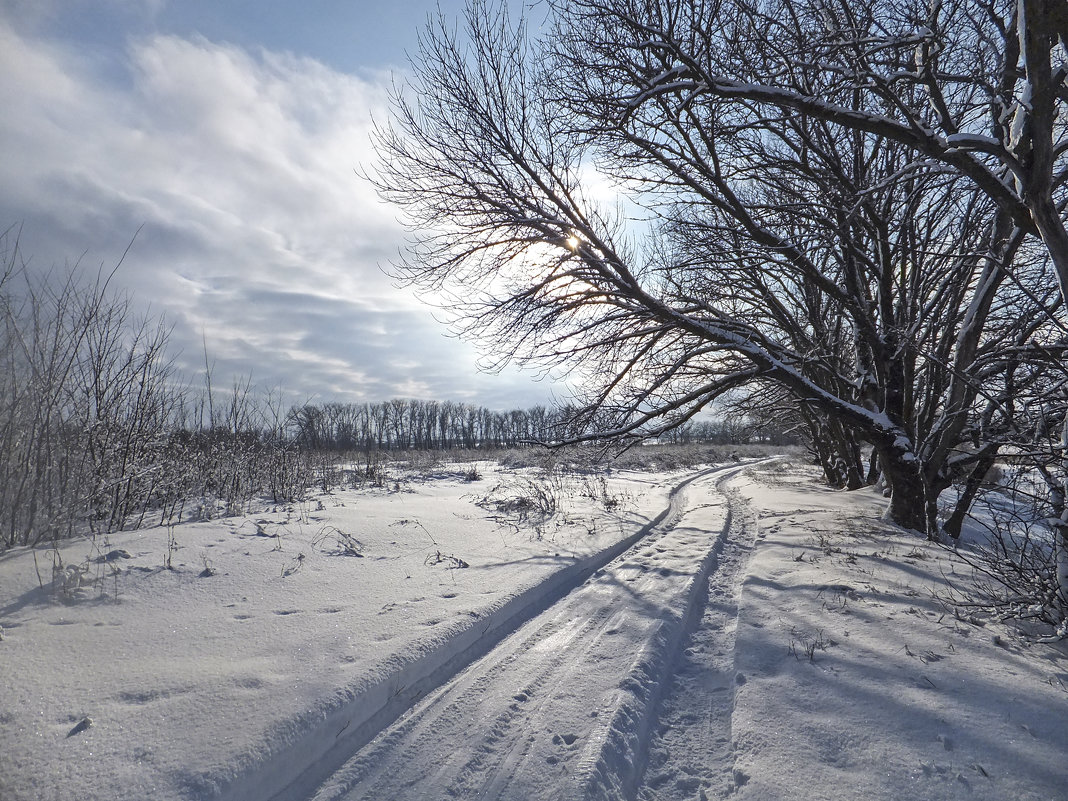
1, 458, 1065, 801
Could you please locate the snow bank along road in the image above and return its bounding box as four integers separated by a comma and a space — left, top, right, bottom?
255, 462, 754, 801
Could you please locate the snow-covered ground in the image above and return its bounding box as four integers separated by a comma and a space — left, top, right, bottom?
1, 458, 1065, 801
725, 462, 1068, 801
0, 462, 671, 801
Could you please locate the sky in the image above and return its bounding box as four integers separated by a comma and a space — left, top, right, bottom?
0, 0, 560, 410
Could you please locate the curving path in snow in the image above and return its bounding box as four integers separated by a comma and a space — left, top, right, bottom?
277, 462, 751, 801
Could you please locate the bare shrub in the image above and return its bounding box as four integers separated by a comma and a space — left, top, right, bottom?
787, 627, 829, 662
942, 463, 1066, 638
0, 231, 333, 554
0, 230, 184, 549
949, 511, 1062, 631
424, 550, 469, 569
475, 472, 562, 522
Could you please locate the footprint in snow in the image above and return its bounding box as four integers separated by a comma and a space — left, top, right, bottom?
552, 733, 579, 746
67, 717, 93, 737
117, 689, 167, 705
675, 776, 702, 794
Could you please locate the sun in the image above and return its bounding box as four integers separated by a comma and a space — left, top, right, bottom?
565, 235, 580, 250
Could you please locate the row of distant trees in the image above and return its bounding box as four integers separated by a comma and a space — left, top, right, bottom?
288, 399, 562, 451
285, 398, 791, 452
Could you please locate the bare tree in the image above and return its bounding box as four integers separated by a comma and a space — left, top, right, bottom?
373, 0, 1062, 538
550, 0, 1068, 598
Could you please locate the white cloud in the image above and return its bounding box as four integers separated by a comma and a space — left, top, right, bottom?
0, 16, 557, 409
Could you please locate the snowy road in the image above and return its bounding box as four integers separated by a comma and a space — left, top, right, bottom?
280, 463, 750, 801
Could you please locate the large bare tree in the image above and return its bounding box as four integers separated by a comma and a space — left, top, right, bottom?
375, 0, 1064, 540
553, 0, 1068, 589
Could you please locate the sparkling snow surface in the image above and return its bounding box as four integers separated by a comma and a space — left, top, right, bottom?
0, 460, 1065, 801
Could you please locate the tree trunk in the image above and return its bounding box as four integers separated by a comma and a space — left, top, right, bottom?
1054, 518, 1068, 614
865, 449, 880, 486
1057, 420, 1068, 615
879, 444, 931, 535
804, 411, 866, 489
803, 414, 841, 486
1021, 0, 1068, 315
943, 449, 999, 540
831, 423, 865, 490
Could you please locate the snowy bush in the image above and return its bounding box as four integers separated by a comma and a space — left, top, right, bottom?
946, 463, 1067, 635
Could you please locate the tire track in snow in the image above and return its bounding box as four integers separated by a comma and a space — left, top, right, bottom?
635, 478, 756, 800
289, 462, 752, 801
230, 465, 730, 801
574, 468, 748, 801
334, 592, 622, 799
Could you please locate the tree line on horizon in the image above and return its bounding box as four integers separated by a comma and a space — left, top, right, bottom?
285, 398, 793, 452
